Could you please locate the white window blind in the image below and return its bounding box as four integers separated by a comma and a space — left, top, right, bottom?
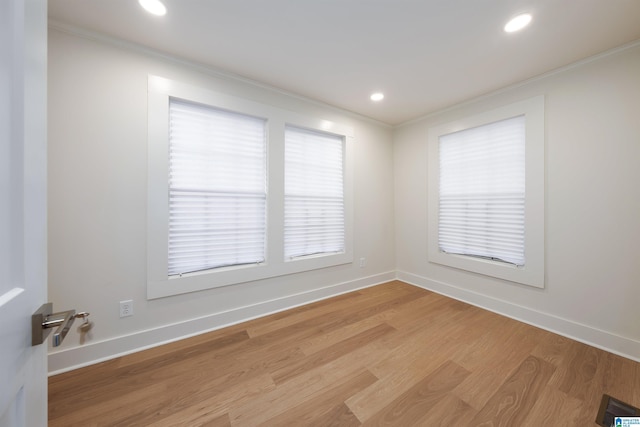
168, 99, 267, 276
438, 115, 526, 266
284, 126, 345, 259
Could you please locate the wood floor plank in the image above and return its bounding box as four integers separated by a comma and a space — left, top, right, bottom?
49, 381, 168, 427
314, 287, 430, 338
568, 349, 640, 426
261, 370, 378, 426
48, 281, 640, 426
245, 290, 368, 337
245, 280, 415, 338
246, 284, 420, 354
49, 329, 251, 409
370, 300, 486, 379
636, 360, 640, 405
298, 309, 398, 356
519, 385, 583, 427
548, 340, 603, 401
271, 323, 396, 385
451, 316, 537, 371
49, 330, 300, 424
48, 357, 119, 387
412, 393, 477, 426
197, 413, 231, 427
530, 331, 575, 367
345, 316, 479, 424
452, 322, 544, 410
600, 352, 640, 407
381, 291, 444, 331
360, 360, 470, 426
228, 325, 396, 426
303, 403, 362, 427
146, 373, 275, 427
97, 367, 273, 426
114, 326, 251, 369
345, 359, 443, 423
228, 368, 373, 426
468, 355, 556, 426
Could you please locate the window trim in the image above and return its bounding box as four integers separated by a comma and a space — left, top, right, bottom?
427, 96, 545, 288
147, 76, 354, 299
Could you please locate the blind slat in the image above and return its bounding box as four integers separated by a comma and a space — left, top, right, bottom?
168, 99, 267, 276
284, 126, 345, 259
439, 115, 525, 266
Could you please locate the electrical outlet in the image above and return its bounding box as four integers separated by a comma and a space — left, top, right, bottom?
359, 257, 367, 268
119, 300, 133, 317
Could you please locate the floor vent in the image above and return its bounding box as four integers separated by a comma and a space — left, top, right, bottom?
596, 394, 640, 427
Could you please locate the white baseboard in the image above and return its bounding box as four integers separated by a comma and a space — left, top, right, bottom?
48, 271, 396, 375
396, 270, 640, 363
49, 269, 640, 374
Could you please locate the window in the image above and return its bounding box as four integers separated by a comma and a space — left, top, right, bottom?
168, 99, 267, 276
284, 126, 345, 259
438, 115, 525, 266
147, 76, 353, 298
428, 96, 544, 288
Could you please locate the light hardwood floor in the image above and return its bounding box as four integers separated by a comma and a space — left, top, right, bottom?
49, 281, 640, 426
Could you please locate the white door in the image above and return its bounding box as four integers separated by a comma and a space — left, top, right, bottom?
0, 0, 48, 426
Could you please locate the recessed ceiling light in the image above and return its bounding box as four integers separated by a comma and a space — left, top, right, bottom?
139, 0, 167, 16
370, 93, 384, 102
504, 13, 532, 33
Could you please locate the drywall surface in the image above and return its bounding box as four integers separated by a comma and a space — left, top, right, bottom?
394, 43, 640, 360
47, 28, 395, 372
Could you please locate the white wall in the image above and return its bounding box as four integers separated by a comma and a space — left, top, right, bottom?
395, 42, 640, 361
47, 27, 395, 373
48, 24, 640, 373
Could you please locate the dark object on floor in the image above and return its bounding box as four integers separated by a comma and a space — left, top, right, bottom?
596, 394, 640, 427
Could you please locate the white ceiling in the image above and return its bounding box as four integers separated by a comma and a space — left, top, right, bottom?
48, 0, 640, 125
